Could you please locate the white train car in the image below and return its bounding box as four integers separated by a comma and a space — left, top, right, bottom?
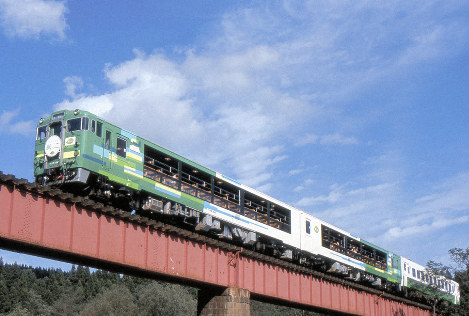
401, 257, 460, 304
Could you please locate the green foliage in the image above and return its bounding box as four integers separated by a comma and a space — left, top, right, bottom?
447, 247, 469, 316
0, 260, 209, 315
135, 281, 197, 316
450, 248, 469, 270
79, 284, 137, 316
425, 247, 469, 316
251, 300, 323, 316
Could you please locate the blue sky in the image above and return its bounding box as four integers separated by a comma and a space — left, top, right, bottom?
0, 0, 468, 272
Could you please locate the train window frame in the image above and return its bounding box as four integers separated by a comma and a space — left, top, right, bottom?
116, 137, 127, 158
67, 117, 89, 132
305, 220, 311, 234
96, 122, 102, 137
105, 131, 111, 150
37, 126, 47, 140
68, 118, 82, 132
52, 112, 64, 120
50, 122, 62, 137
82, 117, 89, 130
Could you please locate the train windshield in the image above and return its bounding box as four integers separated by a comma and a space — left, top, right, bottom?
67, 117, 89, 132
50, 122, 62, 137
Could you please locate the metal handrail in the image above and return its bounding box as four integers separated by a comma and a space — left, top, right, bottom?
144, 155, 291, 231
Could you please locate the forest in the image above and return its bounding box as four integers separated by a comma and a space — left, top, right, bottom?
0, 247, 467, 315
0, 258, 322, 316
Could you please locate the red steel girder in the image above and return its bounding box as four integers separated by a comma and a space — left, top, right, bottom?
0, 181, 433, 316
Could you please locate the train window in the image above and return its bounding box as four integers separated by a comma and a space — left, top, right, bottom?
417, 270, 421, 279
52, 112, 64, 119
50, 122, 62, 136
180, 163, 212, 202
116, 137, 126, 158
412, 268, 416, 277
68, 118, 82, 132
37, 126, 47, 140
91, 120, 96, 133
105, 131, 111, 150
305, 220, 311, 234
82, 117, 89, 130
96, 122, 102, 137
68, 117, 89, 131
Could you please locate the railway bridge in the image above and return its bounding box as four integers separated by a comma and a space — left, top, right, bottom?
0, 172, 434, 315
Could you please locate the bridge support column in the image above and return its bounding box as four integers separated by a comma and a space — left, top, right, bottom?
197, 287, 250, 316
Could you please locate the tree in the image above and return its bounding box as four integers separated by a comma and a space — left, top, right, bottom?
135, 281, 197, 316
251, 300, 324, 316
79, 284, 137, 316
450, 248, 469, 315
6, 289, 52, 316
425, 247, 469, 316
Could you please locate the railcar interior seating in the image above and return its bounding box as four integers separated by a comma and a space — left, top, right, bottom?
322, 225, 387, 270
143, 145, 291, 233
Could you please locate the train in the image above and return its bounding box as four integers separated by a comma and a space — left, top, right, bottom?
33, 109, 460, 304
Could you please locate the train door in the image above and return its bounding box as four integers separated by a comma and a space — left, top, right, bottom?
44, 120, 64, 170
300, 213, 314, 253
103, 130, 112, 170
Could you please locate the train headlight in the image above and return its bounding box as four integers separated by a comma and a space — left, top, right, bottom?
74, 109, 79, 115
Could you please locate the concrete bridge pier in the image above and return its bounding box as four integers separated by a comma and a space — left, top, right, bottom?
197, 287, 251, 316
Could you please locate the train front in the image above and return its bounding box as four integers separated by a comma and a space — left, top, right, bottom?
34, 109, 90, 187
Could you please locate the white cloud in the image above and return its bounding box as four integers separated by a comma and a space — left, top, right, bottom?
54, 48, 309, 189
413, 173, 469, 214
378, 173, 469, 241
385, 216, 469, 240
64, 76, 84, 99
54, 1, 468, 192
0, 108, 34, 135
0, 0, 67, 40
297, 133, 358, 146
288, 168, 304, 176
